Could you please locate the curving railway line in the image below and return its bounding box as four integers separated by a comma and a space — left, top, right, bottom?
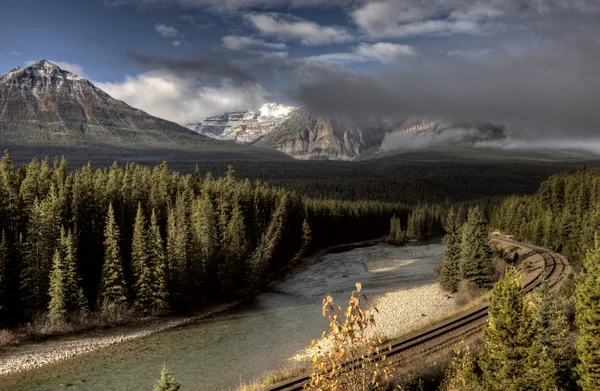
265, 237, 570, 391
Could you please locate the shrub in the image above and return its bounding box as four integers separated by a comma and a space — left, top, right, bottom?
306, 283, 391, 391
455, 280, 486, 306
0, 329, 20, 348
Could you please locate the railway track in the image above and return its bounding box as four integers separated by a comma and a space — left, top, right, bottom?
265, 238, 570, 391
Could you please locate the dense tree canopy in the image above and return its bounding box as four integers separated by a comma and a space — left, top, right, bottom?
0, 151, 410, 325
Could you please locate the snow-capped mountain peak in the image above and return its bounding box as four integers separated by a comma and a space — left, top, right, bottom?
186, 102, 296, 144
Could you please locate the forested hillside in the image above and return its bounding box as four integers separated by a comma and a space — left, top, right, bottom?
492, 169, 600, 269
0, 151, 408, 326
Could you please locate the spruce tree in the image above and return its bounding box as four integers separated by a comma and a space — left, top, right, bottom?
0, 231, 7, 313
576, 237, 600, 391
220, 203, 248, 294
60, 229, 87, 314
294, 217, 312, 261
533, 275, 574, 389
249, 197, 286, 283
148, 210, 169, 315
99, 203, 128, 310
440, 207, 462, 292
442, 346, 481, 391
48, 249, 67, 323
479, 267, 556, 391
21, 195, 60, 315
153, 365, 181, 391
131, 203, 148, 282
48, 228, 87, 323
459, 206, 492, 288
193, 192, 219, 286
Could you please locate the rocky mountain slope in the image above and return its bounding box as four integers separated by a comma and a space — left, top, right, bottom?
0, 61, 287, 160
186, 103, 294, 143
252, 109, 506, 161
253, 107, 396, 160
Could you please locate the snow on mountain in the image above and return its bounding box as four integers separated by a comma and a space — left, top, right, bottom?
186, 103, 295, 144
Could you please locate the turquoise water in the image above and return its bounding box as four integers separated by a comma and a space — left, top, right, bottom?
6, 243, 444, 391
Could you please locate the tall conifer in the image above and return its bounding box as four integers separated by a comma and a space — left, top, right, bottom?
48, 249, 67, 323
440, 207, 462, 291
99, 203, 128, 310
479, 268, 556, 391
576, 237, 600, 391
459, 206, 492, 288
148, 210, 169, 315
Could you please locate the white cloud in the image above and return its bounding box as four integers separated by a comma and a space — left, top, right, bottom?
9, 51, 23, 56
25, 60, 88, 78
244, 13, 352, 45
172, 40, 182, 47
154, 23, 179, 37
96, 70, 268, 124
351, 1, 501, 39
355, 42, 416, 62
306, 42, 416, 65
222, 35, 287, 51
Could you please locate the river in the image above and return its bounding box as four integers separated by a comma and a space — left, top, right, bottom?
5, 241, 445, 391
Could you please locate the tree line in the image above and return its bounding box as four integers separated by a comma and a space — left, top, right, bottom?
491, 169, 600, 269
0, 151, 406, 326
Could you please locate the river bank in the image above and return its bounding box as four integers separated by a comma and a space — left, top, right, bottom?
0, 241, 448, 391
292, 243, 456, 362
0, 239, 383, 377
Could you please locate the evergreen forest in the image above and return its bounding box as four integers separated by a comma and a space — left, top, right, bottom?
0, 150, 416, 326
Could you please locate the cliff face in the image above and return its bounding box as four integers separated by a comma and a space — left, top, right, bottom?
254, 108, 393, 160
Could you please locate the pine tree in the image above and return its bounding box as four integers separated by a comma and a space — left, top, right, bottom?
19, 158, 40, 214
459, 206, 492, 288
389, 215, 397, 239
153, 365, 181, 391
442, 346, 481, 391
479, 267, 556, 391
575, 237, 600, 391
192, 192, 219, 287
440, 207, 462, 292
148, 210, 169, 315
249, 197, 286, 284
99, 203, 128, 310
294, 217, 312, 261
60, 229, 87, 314
48, 228, 87, 322
131, 203, 148, 282
21, 193, 61, 315
220, 203, 248, 294
0, 231, 7, 313
48, 249, 67, 323
533, 275, 570, 373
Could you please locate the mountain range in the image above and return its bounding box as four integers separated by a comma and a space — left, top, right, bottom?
0, 60, 507, 162
0, 60, 286, 160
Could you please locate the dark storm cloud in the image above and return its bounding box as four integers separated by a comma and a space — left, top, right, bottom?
129, 52, 257, 84
293, 39, 600, 138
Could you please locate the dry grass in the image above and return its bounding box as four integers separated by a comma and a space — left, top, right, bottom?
235, 365, 309, 391
0, 329, 21, 349
24, 305, 139, 339
455, 280, 487, 307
